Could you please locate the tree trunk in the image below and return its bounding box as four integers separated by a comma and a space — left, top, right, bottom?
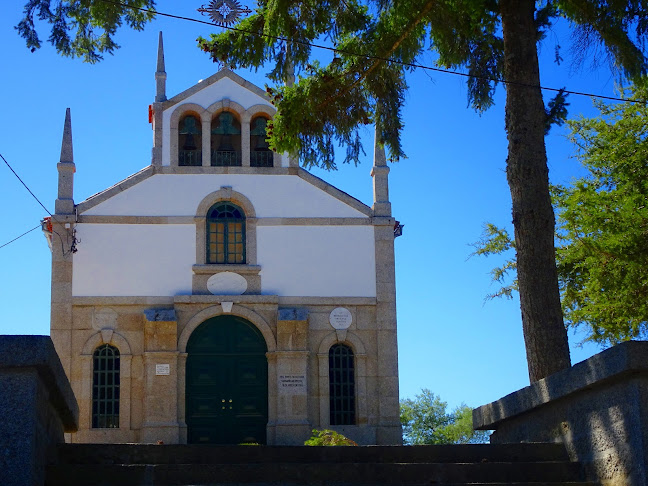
499, 0, 571, 382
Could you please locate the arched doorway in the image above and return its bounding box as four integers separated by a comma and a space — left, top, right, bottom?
186, 315, 268, 444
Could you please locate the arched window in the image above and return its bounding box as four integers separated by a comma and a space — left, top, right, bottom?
250, 116, 273, 167
179, 114, 202, 166
207, 202, 245, 264
92, 344, 120, 428
329, 344, 355, 425
211, 112, 242, 166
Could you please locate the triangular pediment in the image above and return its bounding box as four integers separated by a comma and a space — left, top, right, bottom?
160, 68, 271, 112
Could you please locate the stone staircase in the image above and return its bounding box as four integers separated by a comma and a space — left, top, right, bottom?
46, 443, 597, 486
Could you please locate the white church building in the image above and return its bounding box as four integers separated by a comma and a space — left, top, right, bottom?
47, 33, 401, 445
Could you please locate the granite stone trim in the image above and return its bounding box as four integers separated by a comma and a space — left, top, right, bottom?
169, 103, 209, 168
278, 296, 377, 306
473, 341, 648, 430
192, 264, 262, 274
77, 216, 195, 224
79, 332, 133, 433
160, 68, 271, 110
72, 295, 377, 306
317, 331, 368, 429
80, 331, 133, 356
174, 294, 280, 305
76, 166, 155, 214
155, 166, 296, 175
296, 168, 372, 217
72, 296, 176, 305
178, 304, 277, 353
257, 217, 372, 226
194, 187, 258, 266
77, 216, 372, 225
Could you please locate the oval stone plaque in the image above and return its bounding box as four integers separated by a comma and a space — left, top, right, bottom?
329, 307, 352, 330
207, 272, 248, 295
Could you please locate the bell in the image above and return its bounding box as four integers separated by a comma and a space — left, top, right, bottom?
219, 134, 235, 152
182, 134, 197, 151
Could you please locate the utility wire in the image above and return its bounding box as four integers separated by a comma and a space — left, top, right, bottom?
1, 152, 53, 217
0, 152, 75, 254
100, 0, 645, 105
0, 224, 41, 250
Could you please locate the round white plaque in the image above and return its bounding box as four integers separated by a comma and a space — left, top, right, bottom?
207, 272, 248, 295
329, 307, 352, 330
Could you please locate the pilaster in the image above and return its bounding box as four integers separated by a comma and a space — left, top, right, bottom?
141, 310, 180, 443
271, 308, 311, 444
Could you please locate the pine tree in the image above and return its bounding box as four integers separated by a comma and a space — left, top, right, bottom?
200, 0, 648, 382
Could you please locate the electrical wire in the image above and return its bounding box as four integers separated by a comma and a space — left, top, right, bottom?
1, 152, 78, 255
99, 0, 645, 105
0, 224, 41, 250
1, 152, 53, 217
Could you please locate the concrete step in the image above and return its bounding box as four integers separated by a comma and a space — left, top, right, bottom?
54, 443, 571, 465
46, 443, 595, 486
46, 461, 589, 485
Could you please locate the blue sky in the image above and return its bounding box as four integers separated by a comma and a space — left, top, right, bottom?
1, 1, 623, 410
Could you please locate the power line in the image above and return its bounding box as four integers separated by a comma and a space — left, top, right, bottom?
0, 224, 41, 250
99, 0, 645, 105
1, 152, 53, 217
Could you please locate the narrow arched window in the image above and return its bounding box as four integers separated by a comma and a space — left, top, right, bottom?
211, 112, 242, 166
92, 344, 120, 428
179, 114, 202, 166
329, 344, 355, 425
250, 116, 273, 167
207, 202, 245, 264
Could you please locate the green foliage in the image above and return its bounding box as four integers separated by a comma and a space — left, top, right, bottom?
199, 0, 648, 169
557, 84, 648, 345
17, 0, 156, 63
304, 429, 358, 446
400, 389, 490, 445
470, 223, 517, 300
473, 84, 648, 346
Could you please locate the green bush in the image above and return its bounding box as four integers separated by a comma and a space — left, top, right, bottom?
304, 429, 358, 446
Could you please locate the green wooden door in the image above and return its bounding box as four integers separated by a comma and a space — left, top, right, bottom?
186, 316, 268, 444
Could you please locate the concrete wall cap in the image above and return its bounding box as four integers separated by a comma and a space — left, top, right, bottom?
473, 340, 648, 430
0, 335, 79, 431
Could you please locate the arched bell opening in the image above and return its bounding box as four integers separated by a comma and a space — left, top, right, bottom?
179, 113, 202, 166
250, 115, 273, 167
211, 111, 242, 166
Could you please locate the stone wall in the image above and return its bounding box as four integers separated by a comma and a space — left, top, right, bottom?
473, 341, 648, 486
0, 335, 78, 486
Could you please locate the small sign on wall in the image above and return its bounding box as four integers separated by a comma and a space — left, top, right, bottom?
279, 374, 306, 391
329, 307, 352, 330
155, 364, 170, 376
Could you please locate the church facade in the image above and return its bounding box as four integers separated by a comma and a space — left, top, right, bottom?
47, 34, 401, 446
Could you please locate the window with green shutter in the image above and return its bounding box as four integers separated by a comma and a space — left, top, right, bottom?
207, 202, 246, 264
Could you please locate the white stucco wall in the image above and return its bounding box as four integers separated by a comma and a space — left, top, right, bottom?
72, 224, 195, 296
162, 77, 273, 166
82, 174, 367, 218
258, 226, 376, 297
71, 224, 376, 298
